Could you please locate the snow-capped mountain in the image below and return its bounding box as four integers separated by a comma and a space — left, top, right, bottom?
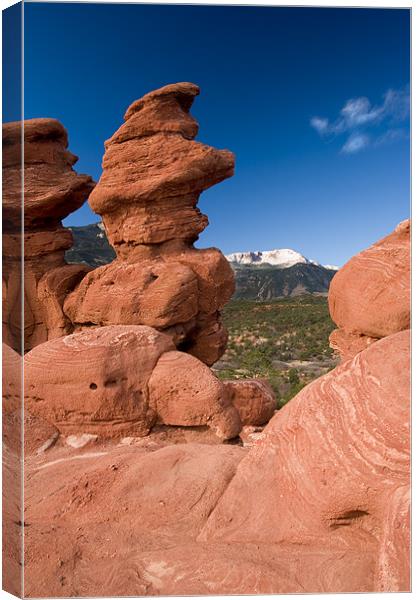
226, 248, 338, 270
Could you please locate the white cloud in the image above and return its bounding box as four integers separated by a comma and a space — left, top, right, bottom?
310, 116, 329, 134
311, 86, 409, 154
382, 87, 410, 122
374, 128, 408, 147
340, 97, 383, 128
341, 133, 370, 154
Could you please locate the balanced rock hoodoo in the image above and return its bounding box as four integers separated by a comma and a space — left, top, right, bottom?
64, 83, 235, 365
2, 119, 95, 352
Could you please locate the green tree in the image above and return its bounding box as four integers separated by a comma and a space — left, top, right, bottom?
288, 368, 300, 385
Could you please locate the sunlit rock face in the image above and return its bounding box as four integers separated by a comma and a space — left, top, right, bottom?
222, 378, 276, 426
21, 329, 410, 595
328, 219, 410, 361
199, 329, 410, 592
64, 83, 235, 365
2, 118, 95, 352
24, 325, 241, 441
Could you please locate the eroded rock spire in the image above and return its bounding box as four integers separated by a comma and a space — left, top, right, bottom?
2, 118, 95, 351
64, 83, 236, 365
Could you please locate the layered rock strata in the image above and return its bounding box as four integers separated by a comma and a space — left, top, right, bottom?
329, 219, 410, 361
199, 330, 410, 591
2, 119, 94, 352
5, 86, 410, 595
64, 83, 235, 365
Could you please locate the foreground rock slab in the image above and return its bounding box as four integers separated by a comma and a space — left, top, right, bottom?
19, 329, 410, 595
23, 443, 246, 597
199, 330, 410, 592
22, 438, 382, 597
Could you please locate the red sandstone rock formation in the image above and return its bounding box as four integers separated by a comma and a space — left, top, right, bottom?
2, 343, 59, 597
64, 83, 235, 365
2, 343, 59, 457
24, 325, 241, 440
329, 328, 377, 362
23, 443, 247, 597
2, 343, 21, 414
329, 219, 410, 361
2, 119, 94, 352
223, 378, 276, 425
26, 442, 374, 595
148, 351, 241, 438
3, 91, 409, 595
2, 344, 22, 597
18, 218, 410, 595
199, 330, 410, 591
22, 325, 410, 595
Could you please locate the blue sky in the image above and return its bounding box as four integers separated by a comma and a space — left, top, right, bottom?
15, 3, 411, 265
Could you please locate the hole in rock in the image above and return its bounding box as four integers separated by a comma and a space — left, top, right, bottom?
177, 339, 193, 352
89, 383, 98, 390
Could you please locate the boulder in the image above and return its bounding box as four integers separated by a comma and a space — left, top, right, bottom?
24, 325, 175, 437
148, 351, 241, 440
329, 220, 410, 340
223, 378, 276, 426
24, 325, 242, 440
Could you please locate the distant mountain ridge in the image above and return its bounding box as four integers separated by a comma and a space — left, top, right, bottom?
226, 248, 338, 270
231, 262, 336, 300
66, 222, 116, 267
66, 223, 337, 300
